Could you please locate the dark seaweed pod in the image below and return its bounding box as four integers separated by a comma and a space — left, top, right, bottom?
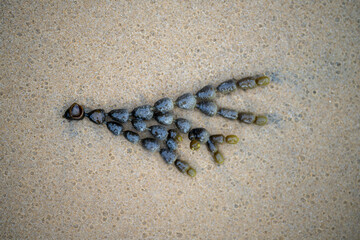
154, 98, 174, 113
87, 109, 106, 124
149, 125, 168, 141
238, 112, 256, 124
196, 85, 216, 100
217, 108, 238, 120
108, 109, 129, 123
168, 129, 179, 139
206, 140, 218, 153
141, 138, 160, 152
160, 149, 177, 164
217, 79, 237, 94
196, 101, 218, 117
123, 131, 140, 144
210, 134, 225, 144
175, 93, 197, 110
237, 77, 257, 90
188, 128, 210, 143
166, 138, 178, 151
174, 159, 196, 177
132, 105, 154, 120
132, 119, 147, 132
175, 118, 192, 134
106, 121, 124, 136
63, 103, 85, 120
154, 112, 174, 125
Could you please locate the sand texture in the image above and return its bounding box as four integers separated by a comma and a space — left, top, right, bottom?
1, 1, 359, 239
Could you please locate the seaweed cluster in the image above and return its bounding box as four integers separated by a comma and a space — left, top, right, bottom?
63, 75, 270, 177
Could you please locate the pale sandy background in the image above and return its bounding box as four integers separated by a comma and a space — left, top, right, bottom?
1, 1, 359, 239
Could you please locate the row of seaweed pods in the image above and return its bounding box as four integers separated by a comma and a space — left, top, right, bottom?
63, 75, 270, 177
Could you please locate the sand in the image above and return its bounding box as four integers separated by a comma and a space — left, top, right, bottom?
1, 1, 359, 239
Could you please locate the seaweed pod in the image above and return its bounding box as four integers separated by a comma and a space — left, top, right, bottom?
237, 77, 257, 90
160, 148, 177, 164
238, 112, 268, 126
206, 139, 218, 153
238, 112, 256, 124
217, 79, 237, 94
174, 159, 196, 177
175, 93, 197, 110
196, 101, 218, 117
87, 109, 106, 124
213, 151, 225, 165
217, 108, 238, 120
254, 115, 268, 126
168, 129, 183, 143
149, 125, 168, 141
132, 105, 154, 120
63, 103, 85, 120
225, 135, 239, 144
255, 76, 270, 86
210, 134, 225, 144
123, 131, 140, 144
108, 109, 129, 123
196, 85, 216, 100
166, 138, 178, 151
175, 118, 192, 134
154, 98, 174, 114
188, 128, 210, 143
132, 119, 147, 132
141, 138, 160, 152
154, 112, 174, 125
106, 121, 124, 136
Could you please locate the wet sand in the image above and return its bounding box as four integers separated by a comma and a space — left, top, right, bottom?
1, 1, 359, 239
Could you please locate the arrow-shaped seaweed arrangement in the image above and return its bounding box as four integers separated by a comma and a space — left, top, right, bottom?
63, 75, 270, 177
